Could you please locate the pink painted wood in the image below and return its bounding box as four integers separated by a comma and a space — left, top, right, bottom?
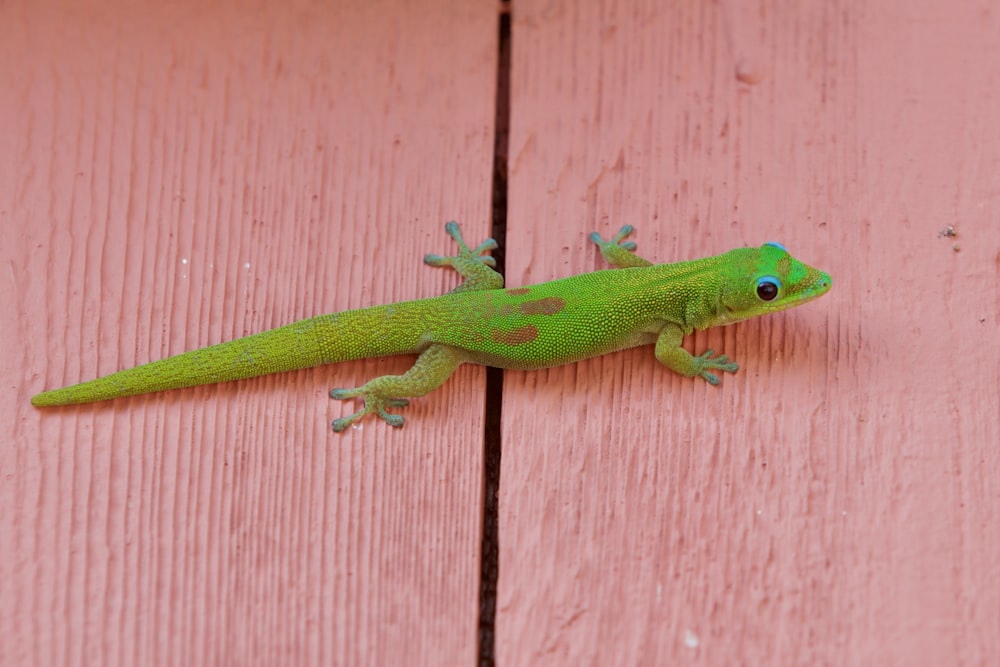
4, 0, 1000, 665
498, 0, 1000, 664
1, 0, 495, 665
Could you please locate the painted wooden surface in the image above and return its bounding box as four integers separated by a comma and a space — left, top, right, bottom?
498, 0, 1000, 665
1, 0, 495, 665
3, 0, 999, 666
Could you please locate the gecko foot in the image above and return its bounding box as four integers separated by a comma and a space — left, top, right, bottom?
590, 225, 652, 268
423, 221, 502, 293
589, 225, 638, 253
330, 387, 410, 432
423, 221, 497, 269
693, 350, 739, 385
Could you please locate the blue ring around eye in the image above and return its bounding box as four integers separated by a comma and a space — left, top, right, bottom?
756, 276, 781, 302
764, 241, 787, 252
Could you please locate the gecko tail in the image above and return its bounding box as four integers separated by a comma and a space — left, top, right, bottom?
31, 316, 337, 406
30, 301, 430, 407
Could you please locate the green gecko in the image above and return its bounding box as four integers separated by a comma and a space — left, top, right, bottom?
32, 223, 831, 431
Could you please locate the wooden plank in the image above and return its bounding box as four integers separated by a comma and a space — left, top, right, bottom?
0, 0, 496, 665
498, 0, 1000, 664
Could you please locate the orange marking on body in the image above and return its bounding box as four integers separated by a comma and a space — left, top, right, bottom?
491, 325, 539, 346
506, 288, 530, 295
519, 296, 566, 315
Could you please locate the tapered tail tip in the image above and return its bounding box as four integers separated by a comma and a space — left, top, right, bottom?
32, 391, 66, 407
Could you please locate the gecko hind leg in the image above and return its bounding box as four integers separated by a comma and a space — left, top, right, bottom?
329, 391, 409, 432
329, 343, 466, 432
423, 221, 503, 293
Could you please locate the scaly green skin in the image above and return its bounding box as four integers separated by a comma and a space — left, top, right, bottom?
32, 222, 832, 431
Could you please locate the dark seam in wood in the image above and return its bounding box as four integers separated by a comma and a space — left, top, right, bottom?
479, 3, 510, 666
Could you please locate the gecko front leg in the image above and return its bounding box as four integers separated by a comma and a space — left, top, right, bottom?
590, 225, 654, 268
654, 323, 739, 384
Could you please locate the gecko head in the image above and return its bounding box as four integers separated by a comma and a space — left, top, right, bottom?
713, 242, 832, 325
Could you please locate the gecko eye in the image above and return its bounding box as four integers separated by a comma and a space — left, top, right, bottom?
756, 277, 781, 302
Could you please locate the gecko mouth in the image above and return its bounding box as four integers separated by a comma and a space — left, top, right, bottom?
780, 273, 832, 308
754, 271, 832, 314
802, 272, 833, 298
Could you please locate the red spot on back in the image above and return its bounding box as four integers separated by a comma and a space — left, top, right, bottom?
519, 296, 566, 315
491, 325, 538, 346
506, 288, 530, 295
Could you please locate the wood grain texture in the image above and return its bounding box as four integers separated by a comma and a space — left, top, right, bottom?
499, 0, 1000, 664
1, 1, 495, 665
6, 0, 1000, 664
